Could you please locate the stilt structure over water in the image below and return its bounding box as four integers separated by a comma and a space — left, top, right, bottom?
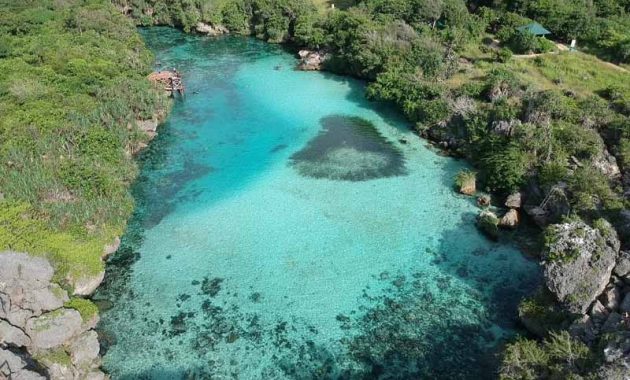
148, 70, 185, 96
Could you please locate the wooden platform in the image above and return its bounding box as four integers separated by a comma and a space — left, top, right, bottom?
148, 70, 185, 95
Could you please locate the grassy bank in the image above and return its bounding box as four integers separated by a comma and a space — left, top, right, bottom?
0, 0, 167, 285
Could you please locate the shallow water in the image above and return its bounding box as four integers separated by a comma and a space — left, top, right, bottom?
96, 27, 540, 379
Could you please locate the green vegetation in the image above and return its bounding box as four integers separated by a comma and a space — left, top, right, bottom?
518, 289, 567, 336
500, 331, 595, 379
34, 347, 72, 367
454, 169, 476, 193
2, 0, 628, 377
0, 1, 166, 286
65, 297, 99, 321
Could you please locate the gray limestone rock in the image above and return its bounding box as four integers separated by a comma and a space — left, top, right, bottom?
25, 309, 82, 351
0, 348, 46, 380
599, 286, 622, 311
69, 331, 100, 367
614, 251, 630, 277
542, 221, 620, 314
0, 319, 31, 348
0, 252, 68, 328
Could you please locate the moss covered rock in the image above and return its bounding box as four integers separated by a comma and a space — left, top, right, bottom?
477, 210, 499, 239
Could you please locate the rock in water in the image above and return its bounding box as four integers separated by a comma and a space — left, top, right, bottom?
542, 220, 620, 314
499, 209, 519, 229
477, 211, 499, 240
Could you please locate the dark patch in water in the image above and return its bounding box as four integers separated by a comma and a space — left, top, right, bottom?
200, 277, 224, 297
270, 143, 287, 153
290, 115, 406, 181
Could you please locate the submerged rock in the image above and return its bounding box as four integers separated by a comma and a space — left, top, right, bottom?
542, 221, 620, 314
290, 115, 406, 181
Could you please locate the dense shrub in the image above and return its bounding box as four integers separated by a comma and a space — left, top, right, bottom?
0, 1, 165, 284
500, 331, 594, 380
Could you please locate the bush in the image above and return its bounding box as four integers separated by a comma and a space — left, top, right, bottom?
455, 169, 476, 194
500, 331, 593, 380
537, 37, 555, 53
497, 47, 513, 62
479, 141, 530, 193
64, 298, 99, 321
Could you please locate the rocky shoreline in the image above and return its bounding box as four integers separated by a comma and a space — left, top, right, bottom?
1, 253, 104, 379
0, 104, 167, 379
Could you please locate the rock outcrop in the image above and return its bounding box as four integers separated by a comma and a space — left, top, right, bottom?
499, 208, 519, 229
0, 252, 105, 380
0, 252, 68, 327
195, 22, 228, 36
297, 50, 330, 71
524, 185, 570, 227
505, 192, 522, 209
542, 221, 620, 314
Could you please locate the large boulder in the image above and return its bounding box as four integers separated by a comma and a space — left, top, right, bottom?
25, 309, 83, 351
593, 148, 621, 179
542, 220, 620, 314
499, 209, 519, 229
614, 251, 630, 277
0, 348, 46, 379
477, 211, 499, 239
505, 192, 522, 209
297, 50, 330, 71
598, 331, 630, 379
70, 271, 105, 297
68, 331, 100, 367
614, 210, 630, 247
195, 22, 228, 36
0, 252, 68, 328
0, 319, 31, 348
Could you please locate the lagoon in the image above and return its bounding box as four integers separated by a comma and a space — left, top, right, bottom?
96, 27, 539, 379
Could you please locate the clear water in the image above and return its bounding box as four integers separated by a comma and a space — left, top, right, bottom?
96, 27, 540, 379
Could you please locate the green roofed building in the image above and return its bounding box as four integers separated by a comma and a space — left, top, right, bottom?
516, 22, 551, 36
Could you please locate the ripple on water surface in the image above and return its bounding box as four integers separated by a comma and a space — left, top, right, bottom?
96, 27, 540, 380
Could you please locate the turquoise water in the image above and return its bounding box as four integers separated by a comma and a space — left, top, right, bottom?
96, 28, 540, 379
